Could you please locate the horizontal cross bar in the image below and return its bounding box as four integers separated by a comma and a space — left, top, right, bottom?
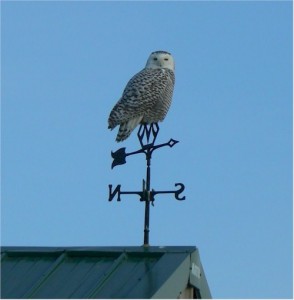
108, 183, 185, 202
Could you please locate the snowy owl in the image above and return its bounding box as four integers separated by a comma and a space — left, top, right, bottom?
108, 50, 175, 142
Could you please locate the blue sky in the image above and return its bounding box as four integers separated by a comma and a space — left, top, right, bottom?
1, 1, 292, 298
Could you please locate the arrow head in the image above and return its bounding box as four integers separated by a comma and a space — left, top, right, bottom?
168, 139, 179, 147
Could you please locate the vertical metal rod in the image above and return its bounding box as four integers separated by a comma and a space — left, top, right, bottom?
143, 151, 151, 246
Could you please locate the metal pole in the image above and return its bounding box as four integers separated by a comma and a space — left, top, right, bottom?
143, 151, 151, 246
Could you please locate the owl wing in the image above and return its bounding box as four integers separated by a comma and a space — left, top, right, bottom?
108, 68, 172, 129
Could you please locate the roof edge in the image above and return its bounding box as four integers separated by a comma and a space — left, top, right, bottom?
1, 245, 198, 254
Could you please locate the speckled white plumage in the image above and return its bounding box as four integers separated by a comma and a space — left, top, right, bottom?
108, 51, 175, 142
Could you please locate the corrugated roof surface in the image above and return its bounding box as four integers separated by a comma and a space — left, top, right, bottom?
1, 246, 211, 299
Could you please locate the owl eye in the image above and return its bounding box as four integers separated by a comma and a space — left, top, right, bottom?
153, 57, 158, 61
164, 58, 169, 61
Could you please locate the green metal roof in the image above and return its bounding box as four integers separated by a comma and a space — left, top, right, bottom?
1, 246, 211, 299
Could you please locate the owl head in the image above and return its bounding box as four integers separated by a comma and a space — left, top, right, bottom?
145, 51, 175, 71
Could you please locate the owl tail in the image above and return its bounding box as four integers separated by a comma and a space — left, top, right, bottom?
116, 116, 143, 142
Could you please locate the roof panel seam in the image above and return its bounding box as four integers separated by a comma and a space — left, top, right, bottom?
22, 251, 67, 298
87, 252, 127, 298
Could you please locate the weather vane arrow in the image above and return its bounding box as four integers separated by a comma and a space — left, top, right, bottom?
111, 138, 179, 169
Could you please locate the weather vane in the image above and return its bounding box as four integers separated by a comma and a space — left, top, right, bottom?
108, 123, 185, 246
107, 50, 185, 246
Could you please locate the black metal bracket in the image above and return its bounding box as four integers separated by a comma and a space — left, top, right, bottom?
108, 123, 185, 246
